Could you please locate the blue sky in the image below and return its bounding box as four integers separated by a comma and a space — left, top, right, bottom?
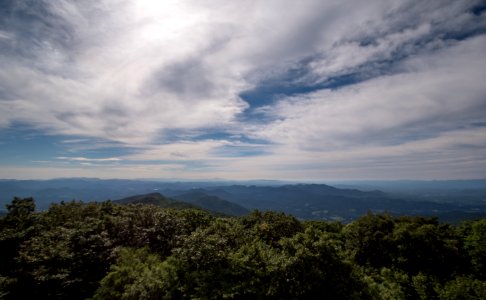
1, 0, 486, 180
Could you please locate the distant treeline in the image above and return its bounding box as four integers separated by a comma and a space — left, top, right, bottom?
1, 197, 485, 299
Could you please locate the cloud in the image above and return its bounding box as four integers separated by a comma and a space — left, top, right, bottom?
0, 30, 12, 40
56, 156, 121, 162
0, 0, 250, 144
0, 0, 485, 179
203, 126, 486, 180
306, 0, 486, 83
254, 35, 486, 150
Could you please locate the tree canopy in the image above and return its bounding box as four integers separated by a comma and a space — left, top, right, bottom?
0, 197, 485, 299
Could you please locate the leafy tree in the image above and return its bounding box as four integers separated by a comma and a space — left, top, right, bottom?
438, 276, 486, 300
266, 227, 368, 299
226, 239, 281, 298
411, 272, 440, 300
463, 219, 486, 279
166, 218, 248, 298
240, 210, 304, 246
16, 201, 115, 299
4, 197, 36, 224
93, 247, 175, 300
0, 197, 38, 299
392, 216, 467, 279
343, 212, 396, 268
150, 223, 367, 299
108, 205, 214, 257
359, 267, 408, 300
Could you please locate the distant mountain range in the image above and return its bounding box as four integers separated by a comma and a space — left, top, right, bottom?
176, 184, 486, 222
1, 178, 485, 223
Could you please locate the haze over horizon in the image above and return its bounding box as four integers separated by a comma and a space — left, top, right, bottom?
1, 0, 486, 181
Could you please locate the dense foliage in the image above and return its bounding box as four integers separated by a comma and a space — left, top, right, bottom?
1, 197, 485, 299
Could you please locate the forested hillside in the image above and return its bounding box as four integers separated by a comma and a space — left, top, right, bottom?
1, 197, 485, 299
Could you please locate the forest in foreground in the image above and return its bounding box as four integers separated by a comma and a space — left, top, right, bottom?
1, 197, 485, 299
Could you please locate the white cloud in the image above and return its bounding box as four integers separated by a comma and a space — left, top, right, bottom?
1, 0, 485, 179
307, 0, 486, 82
125, 140, 231, 161
2, 0, 480, 144
254, 35, 486, 150
0, 0, 251, 144
0, 30, 11, 39
0, 164, 188, 180
202, 126, 486, 180
56, 156, 122, 162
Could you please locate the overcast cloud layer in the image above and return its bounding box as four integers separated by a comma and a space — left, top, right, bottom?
0, 0, 485, 180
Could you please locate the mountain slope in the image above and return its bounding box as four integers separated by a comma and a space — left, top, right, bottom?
115, 192, 249, 216
173, 190, 249, 216
114, 192, 198, 210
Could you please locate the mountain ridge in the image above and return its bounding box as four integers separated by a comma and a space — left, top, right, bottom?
1, 179, 485, 223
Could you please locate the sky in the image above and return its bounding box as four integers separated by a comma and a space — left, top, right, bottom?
0, 0, 486, 181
